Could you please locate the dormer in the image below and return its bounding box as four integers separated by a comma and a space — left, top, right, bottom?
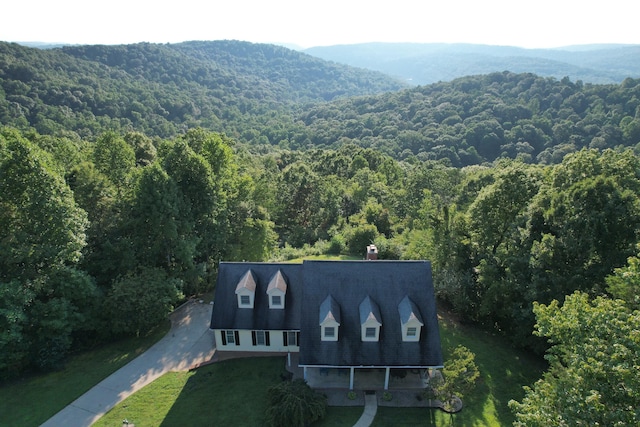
235, 270, 257, 309
319, 295, 340, 341
267, 269, 287, 309
359, 296, 382, 341
398, 296, 424, 342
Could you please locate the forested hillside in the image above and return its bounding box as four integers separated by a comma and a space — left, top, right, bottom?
2, 42, 640, 165
2, 40, 640, 424
305, 43, 640, 85
293, 72, 640, 164
0, 40, 404, 139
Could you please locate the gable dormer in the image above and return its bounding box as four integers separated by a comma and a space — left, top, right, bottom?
359, 296, 382, 341
398, 296, 424, 342
319, 295, 340, 341
267, 269, 287, 309
235, 270, 257, 309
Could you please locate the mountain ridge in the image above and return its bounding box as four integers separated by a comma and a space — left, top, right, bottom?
304, 42, 640, 84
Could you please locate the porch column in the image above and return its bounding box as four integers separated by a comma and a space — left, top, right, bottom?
303, 366, 307, 381
384, 367, 390, 390
349, 367, 355, 390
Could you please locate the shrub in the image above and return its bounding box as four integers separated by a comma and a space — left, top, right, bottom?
265, 379, 327, 427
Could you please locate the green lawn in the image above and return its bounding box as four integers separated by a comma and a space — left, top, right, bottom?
93, 357, 305, 427
371, 311, 547, 426
286, 254, 362, 263
91, 309, 545, 427
0, 321, 170, 427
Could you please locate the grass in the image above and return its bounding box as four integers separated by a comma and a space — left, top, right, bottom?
371, 311, 547, 426
0, 321, 170, 427
285, 254, 362, 263
94, 356, 363, 427
93, 357, 298, 427
90, 308, 545, 427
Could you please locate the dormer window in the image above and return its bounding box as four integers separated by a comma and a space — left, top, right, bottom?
271, 295, 282, 307
319, 295, 340, 342
235, 270, 257, 309
267, 270, 287, 309
360, 296, 382, 342
398, 296, 424, 342
324, 326, 336, 338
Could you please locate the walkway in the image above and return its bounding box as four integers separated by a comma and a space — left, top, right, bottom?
41, 300, 215, 427
353, 393, 378, 427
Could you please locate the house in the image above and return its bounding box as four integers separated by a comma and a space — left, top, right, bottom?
210, 259, 443, 390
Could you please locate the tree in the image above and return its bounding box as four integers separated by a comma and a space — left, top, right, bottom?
264, 379, 327, 427
104, 267, 182, 336
509, 292, 640, 426
93, 132, 136, 195
0, 128, 92, 375
0, 128, 88, 282
428, 345, 480, 412
606, 251, 640, 310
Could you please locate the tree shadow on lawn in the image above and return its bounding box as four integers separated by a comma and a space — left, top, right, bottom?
436, 309, 547, 426
160, 356, 289, 427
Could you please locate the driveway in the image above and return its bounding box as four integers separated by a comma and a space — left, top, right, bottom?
41, 300, 216, 427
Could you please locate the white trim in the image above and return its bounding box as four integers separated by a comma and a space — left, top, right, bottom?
320, 318, 340, 341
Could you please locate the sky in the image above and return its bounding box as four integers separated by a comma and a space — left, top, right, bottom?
3, 0, 639, 49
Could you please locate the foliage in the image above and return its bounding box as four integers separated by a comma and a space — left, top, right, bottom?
509, 292, 640, 426
104, 267, 182, 336
606, 250, 640, 310
429, 345, 480, 411
264, 379, 327, 427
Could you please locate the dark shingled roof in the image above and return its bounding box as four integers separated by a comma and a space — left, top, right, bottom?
210, 262, 303, 331
298, 260, 442, 368
210, 260, 443, 368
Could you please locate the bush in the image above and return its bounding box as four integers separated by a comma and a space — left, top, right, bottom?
265, 379, 327, 427
328, 234, 346, 255
345, 223, 379, 256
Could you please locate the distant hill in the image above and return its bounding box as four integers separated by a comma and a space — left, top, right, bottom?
304, 43, 640, 85
0, 40, 405, 139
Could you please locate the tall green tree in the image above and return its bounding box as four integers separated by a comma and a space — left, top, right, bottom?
93, 131, 136, 195
509, 292, 640, 426
0, 127, 88, 282
0, 128, 91, 375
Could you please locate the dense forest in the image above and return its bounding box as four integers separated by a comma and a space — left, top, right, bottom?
2, 40, 640, 424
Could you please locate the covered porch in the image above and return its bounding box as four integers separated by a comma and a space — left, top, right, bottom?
303, 365, 431, 390
287, 351, 433, 390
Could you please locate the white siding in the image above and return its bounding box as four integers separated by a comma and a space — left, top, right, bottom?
214, 329, 300, 353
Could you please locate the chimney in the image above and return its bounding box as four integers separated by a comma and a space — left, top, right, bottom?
366, 244, 378, 260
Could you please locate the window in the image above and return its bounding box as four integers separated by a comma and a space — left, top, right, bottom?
240, 295, 250, 306
283, 331, 299, 346
324, 327, 335, 338
252, 330, 270, 346
224, 330, 240, 345
407, 327, 417, 337
365, 327, 376, 338
271, 295, 282, 306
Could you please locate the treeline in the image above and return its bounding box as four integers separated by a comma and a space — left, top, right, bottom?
2, 42, 640, 167
3, 125, 640, 378
0, 127, 275, 377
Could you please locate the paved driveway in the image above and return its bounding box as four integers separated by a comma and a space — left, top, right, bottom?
41, 300, 216, 427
